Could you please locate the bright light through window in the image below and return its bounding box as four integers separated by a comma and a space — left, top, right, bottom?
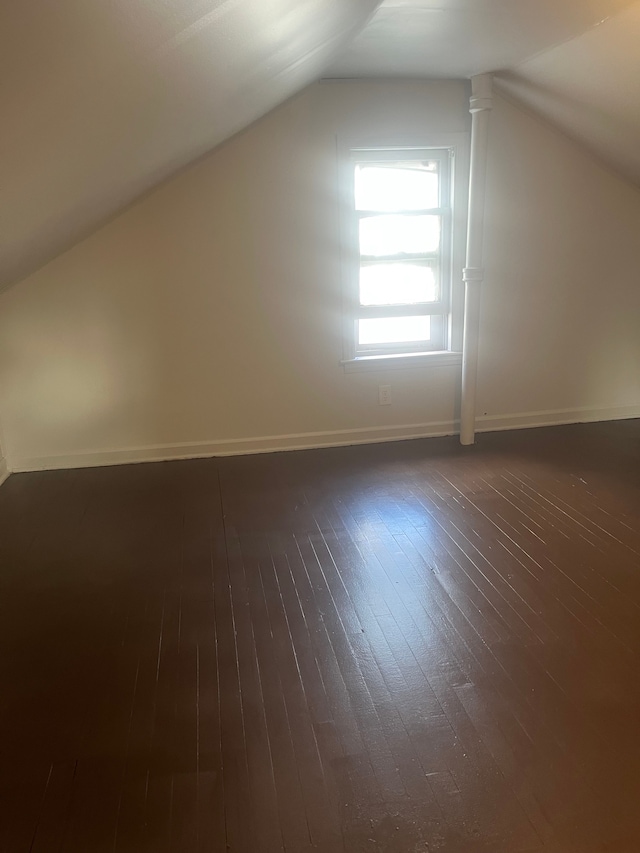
360, 263, 437, 306
346, 146, 452, 360
359, 316, 431, 345
355, 162, 439, 211
359, 215, 441, 257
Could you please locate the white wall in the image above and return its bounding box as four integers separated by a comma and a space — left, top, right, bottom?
0, 81, 639, 472
480, 92, 640, 424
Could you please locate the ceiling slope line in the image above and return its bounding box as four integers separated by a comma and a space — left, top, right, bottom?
490, 83, 640, 195
0, 0, 383, 294
505, 1, 636, 73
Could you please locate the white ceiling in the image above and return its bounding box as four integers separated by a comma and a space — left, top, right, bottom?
327, 0, 634, 79
0, 0, 381, 291
497, 2, 640, 185
2, 0, 640, 292
328, 0, 640, 189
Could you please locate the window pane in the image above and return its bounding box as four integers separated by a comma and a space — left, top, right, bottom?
360, 263, 437, 305
360, 215, 440, 257
359, 316, 431, 346
355, 162, 439, 211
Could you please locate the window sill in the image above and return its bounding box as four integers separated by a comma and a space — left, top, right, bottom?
341, 351, 462, 373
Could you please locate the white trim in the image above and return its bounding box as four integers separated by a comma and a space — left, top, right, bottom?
0, 456, 9, 488
341, 350, 462, 372
11, 421, 458, 472
476, 403, 640, 434
338, 133, 470, 365
8, 403, 640, 473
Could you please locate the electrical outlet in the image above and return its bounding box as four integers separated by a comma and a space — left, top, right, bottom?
378, 384, 392, 406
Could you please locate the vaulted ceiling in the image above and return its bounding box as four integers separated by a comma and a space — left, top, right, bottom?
497, 2, 640, 186
0, 0, 381, 292
327, 0, 633, 79
2, 0, 639, 293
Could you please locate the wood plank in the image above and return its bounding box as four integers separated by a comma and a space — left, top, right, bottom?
0, 422, 639, 851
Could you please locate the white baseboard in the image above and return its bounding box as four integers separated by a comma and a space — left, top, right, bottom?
476, 402, 640, 433
0, 457, 9, 488
9, 403, 640, 473
11, 420, 458, 472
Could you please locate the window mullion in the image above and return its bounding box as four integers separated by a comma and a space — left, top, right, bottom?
356, 208, 446, 218
358, 304, 445, 319
354, 207, 449, 219
359, 253, 439, 263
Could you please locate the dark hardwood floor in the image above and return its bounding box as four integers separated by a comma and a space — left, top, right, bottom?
1, 421, 640, 852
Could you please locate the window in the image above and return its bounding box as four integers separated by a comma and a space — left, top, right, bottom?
341, 144, 463, 369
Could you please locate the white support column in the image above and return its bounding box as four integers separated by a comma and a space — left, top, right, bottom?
460, 73, 493, 446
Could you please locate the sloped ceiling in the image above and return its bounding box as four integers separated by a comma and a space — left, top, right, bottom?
328, 0, 640, 187
497, 2, 640, 186
0, 0, 381, 292
2, 0, 639, 294
327, 0, 634, 79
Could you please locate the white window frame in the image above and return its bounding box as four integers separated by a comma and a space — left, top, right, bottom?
339, 134, 469, 372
